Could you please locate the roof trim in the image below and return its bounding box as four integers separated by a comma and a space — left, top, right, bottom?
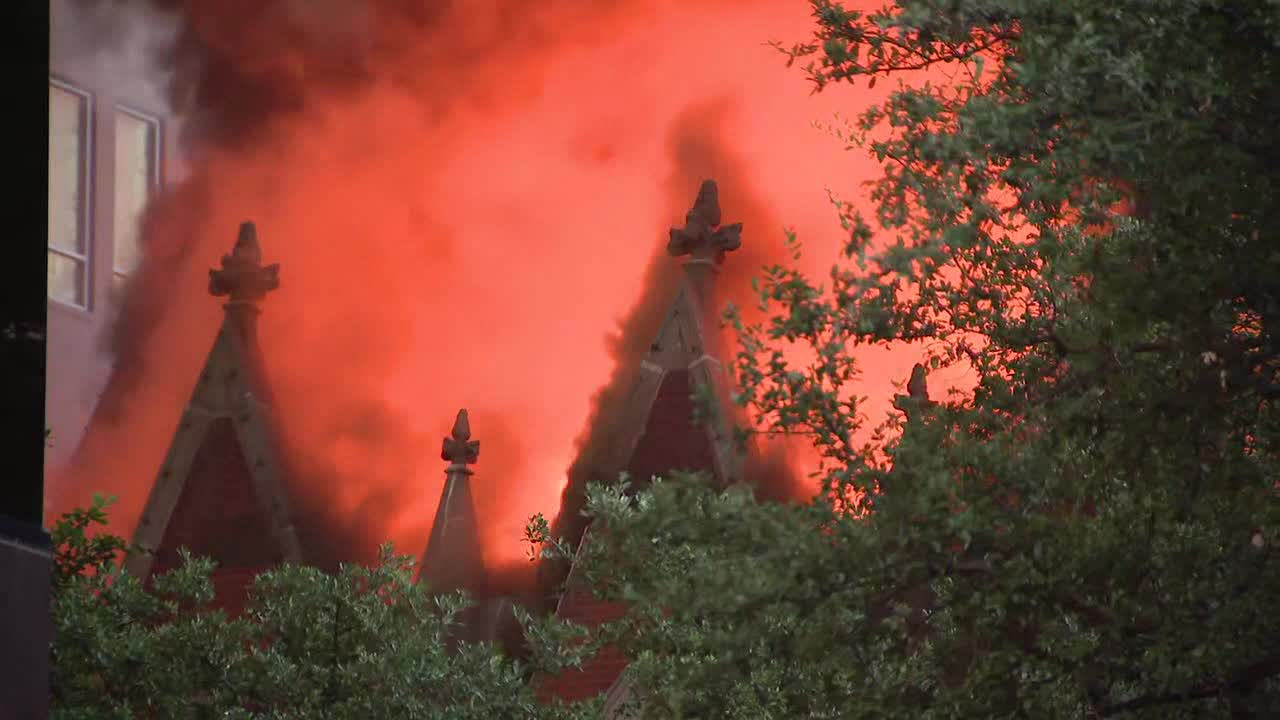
125, 315, 302, 578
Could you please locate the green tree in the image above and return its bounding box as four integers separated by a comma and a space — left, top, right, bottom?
536, 1, 1280, 717
51, 496, 591, 719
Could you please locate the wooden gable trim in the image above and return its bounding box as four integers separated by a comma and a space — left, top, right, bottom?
223, 325, 302, 564
125, 318, 301, 578
592, 277, 743, 490
601, 673, 642, 719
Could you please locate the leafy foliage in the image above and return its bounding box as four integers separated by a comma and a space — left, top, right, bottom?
49, 2, 1280, 717
50, 494, 133, 592
539, 1, 1280, 718
50, 498, 589, 719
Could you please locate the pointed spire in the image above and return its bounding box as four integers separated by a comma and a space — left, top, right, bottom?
538, 181, 752, 700
567, 178, 749, 498
126, 224, 301, 590
421, 409, 484, 595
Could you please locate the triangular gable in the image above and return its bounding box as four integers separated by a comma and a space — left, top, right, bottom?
554, 180, 748, 588
594, 278, 744, 493
539, 180, 747, 705
125, 223, 301, 580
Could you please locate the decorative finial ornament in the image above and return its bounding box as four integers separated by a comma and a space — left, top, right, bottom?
907, 364, 929, 401
893, 363, 935, 419
442, 409, 480, 466
667, 179, 743, 263
209, 222, 281, 303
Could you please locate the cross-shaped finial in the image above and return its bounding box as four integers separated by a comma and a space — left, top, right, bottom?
893, 363, 936, 419
441, 409, 480, 466
209, 222, 281, 303
667, 179, 743, 263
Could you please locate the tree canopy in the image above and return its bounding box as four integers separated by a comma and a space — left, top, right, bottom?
540, 1, 1280, 717
51, 496, 593, 720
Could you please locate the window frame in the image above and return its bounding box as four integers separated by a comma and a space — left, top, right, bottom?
48, 77, 94, 311
110, 105, 162, 290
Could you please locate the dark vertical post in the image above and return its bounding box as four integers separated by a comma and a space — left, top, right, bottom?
0, 2, 54, 718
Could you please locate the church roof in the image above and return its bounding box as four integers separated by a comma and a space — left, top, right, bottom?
550, 180, 748, 555
539, 179, 747, 704
124, 223, 302, 603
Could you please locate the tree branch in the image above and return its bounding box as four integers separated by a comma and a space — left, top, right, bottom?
1097, 652, 1280, 717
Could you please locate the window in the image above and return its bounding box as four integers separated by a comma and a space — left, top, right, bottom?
113, 108, 160, 298
48, 81, 91, 308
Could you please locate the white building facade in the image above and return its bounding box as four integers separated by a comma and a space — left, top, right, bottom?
47, 0, 182, 472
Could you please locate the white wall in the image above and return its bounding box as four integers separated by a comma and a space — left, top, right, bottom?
46, 0, 182, 478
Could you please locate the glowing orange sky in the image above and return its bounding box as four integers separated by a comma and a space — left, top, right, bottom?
53, 0, 966, 578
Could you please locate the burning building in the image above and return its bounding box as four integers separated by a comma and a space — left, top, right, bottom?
47, 0, 916, 581
122, 222, 302, 613
45, 1, 929, 712
537, 179, 752, 706
113, 179, 768, 710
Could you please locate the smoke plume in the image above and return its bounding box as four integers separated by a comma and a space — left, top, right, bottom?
53, 0, 928, 588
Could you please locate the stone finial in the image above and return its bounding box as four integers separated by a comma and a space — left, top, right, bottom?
209, 222, 281, 303
441, 409, 480, 466
667, 179, 743, 263
893, 363, 935, 418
